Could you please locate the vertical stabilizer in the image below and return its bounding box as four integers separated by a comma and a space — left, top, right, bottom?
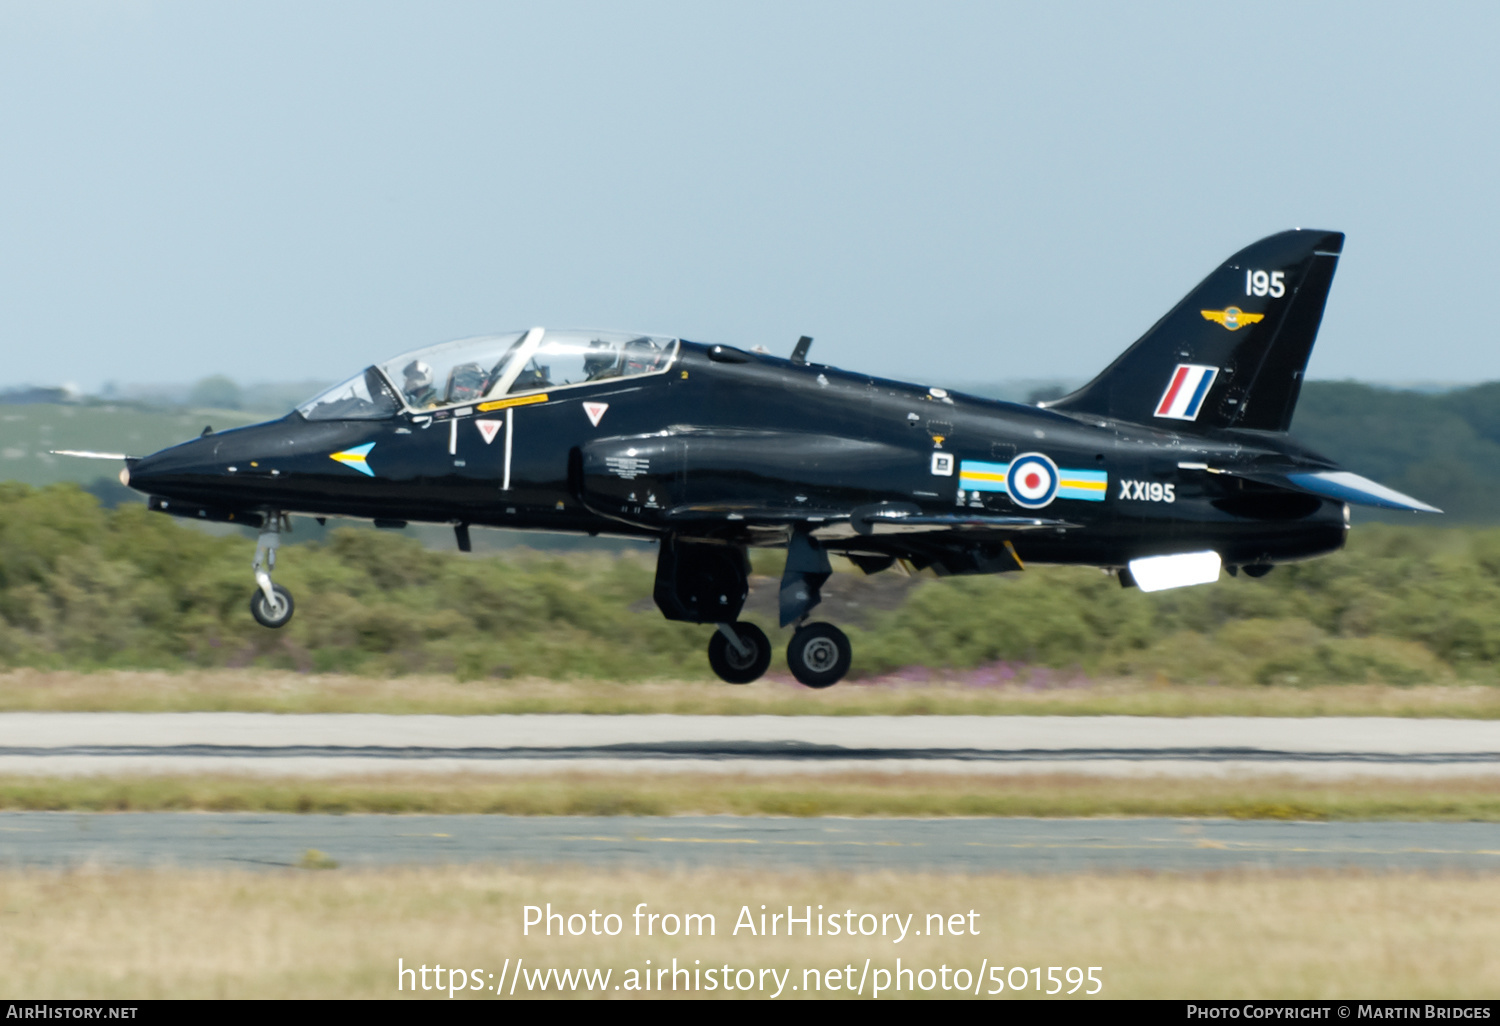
1045, 229, 1344, 433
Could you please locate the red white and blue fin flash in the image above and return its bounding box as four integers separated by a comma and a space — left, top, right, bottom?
1154, 364, 1219, 421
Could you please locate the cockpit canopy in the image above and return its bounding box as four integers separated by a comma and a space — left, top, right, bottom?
298, 328, 679, 421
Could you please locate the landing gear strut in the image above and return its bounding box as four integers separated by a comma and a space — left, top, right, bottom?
249, 514, 295, 629
707, 622, 772, 684
779, 529, 852, 688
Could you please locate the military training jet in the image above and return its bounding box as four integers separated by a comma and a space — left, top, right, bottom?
63, 229, 1439, 688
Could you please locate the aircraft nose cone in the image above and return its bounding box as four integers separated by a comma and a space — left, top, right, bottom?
123, 452, 160, 494
123, 449, 178, 496
125, 436, 227, 503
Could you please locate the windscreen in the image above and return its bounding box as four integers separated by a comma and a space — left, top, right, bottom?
297, 367, 401, 421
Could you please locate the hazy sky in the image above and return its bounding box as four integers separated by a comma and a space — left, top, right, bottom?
2, 1, 1498, 395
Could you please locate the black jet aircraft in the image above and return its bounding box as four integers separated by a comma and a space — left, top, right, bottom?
72, 229, 1438, 688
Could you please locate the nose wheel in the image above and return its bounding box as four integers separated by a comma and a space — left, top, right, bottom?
249, 514, 295, 629
786, 622, 851, 688
250, 583, 295, 628
707, 622, 771, 684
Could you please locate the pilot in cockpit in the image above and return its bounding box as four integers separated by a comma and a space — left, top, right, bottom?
584, 339, 622, 381
402, 360, 439, 408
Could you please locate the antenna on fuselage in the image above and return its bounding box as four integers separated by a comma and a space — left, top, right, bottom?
790, 335, 813, 365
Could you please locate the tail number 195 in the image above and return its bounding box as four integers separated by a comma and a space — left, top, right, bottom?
1246, 270, 1285, 297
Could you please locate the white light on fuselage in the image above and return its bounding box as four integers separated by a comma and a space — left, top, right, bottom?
1129, 551, 1222, 592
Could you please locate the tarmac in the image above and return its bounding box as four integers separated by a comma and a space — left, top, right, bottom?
0, 712, 1497, 778
3, 812, 1498, 872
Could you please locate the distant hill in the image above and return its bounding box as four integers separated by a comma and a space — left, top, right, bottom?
1290, 381, 1500, 522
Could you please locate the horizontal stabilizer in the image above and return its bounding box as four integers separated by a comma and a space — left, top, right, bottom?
1178, 462, 1441, 514
1182, 462, 1440, 516
1280, 470, 1442, 514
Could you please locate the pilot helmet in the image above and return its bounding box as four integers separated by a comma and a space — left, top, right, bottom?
448, 363, 486, 402
622, 339, 658, 374
583, 340, 617, 376
403, 360, 433, 390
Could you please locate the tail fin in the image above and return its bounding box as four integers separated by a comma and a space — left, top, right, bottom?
1045, 229, 1344, 433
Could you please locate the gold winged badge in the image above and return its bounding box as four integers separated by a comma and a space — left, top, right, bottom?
1200, 307, 1264, 331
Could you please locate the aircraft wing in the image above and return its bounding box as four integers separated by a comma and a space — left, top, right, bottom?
844, 507, 1076, 534
661, 502, 1075, 534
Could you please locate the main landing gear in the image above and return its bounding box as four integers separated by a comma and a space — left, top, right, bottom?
704, 620, 853, 688
249, 514, 295, 629
708, 622, 772, 684
785, 622, 851, 689
656, 532, 857, 689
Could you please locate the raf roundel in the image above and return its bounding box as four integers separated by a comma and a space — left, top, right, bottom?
1005, 452, 1060, 509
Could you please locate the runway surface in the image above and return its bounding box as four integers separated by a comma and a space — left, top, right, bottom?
0, 713, 1498, 778
2, 813, 1498, 872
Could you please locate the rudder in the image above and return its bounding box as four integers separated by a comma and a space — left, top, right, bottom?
1045, 229, 1344, 432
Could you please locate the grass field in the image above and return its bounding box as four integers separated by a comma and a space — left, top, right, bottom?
3, 669, 1500, 717
4, 771, 1500, 820
2, 865, 1495, 998
0, 403, 262, 488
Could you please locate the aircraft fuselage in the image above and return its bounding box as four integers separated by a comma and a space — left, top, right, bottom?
128, 339, 1348, 573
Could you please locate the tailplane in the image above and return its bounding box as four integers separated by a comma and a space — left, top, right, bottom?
1045, 229, 1344, 433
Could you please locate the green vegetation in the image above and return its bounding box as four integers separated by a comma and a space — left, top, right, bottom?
0, 483, 706, 678
7, 671, 1500, 716
4, 771, 1499, 820
1290, 380, 1500, 522
2, 480, 1500, 685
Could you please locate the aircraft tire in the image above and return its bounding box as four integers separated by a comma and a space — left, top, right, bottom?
786, 622, 851, 689
707, 622, 771, 684
250, 584, 295, 629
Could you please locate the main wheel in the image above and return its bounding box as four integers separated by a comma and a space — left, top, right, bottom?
707, 622, 771, 684
250, 583, 295, 628
786, 622, 851, 689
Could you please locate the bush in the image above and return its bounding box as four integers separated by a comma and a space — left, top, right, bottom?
0, 483, 1490, 684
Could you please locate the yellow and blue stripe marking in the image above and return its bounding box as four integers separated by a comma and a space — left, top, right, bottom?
330, 442, 376, 477
959, 459, 1107, 502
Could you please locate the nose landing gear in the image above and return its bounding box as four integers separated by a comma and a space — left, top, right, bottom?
249, 514, 295, 629
250, 582, 294, 628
